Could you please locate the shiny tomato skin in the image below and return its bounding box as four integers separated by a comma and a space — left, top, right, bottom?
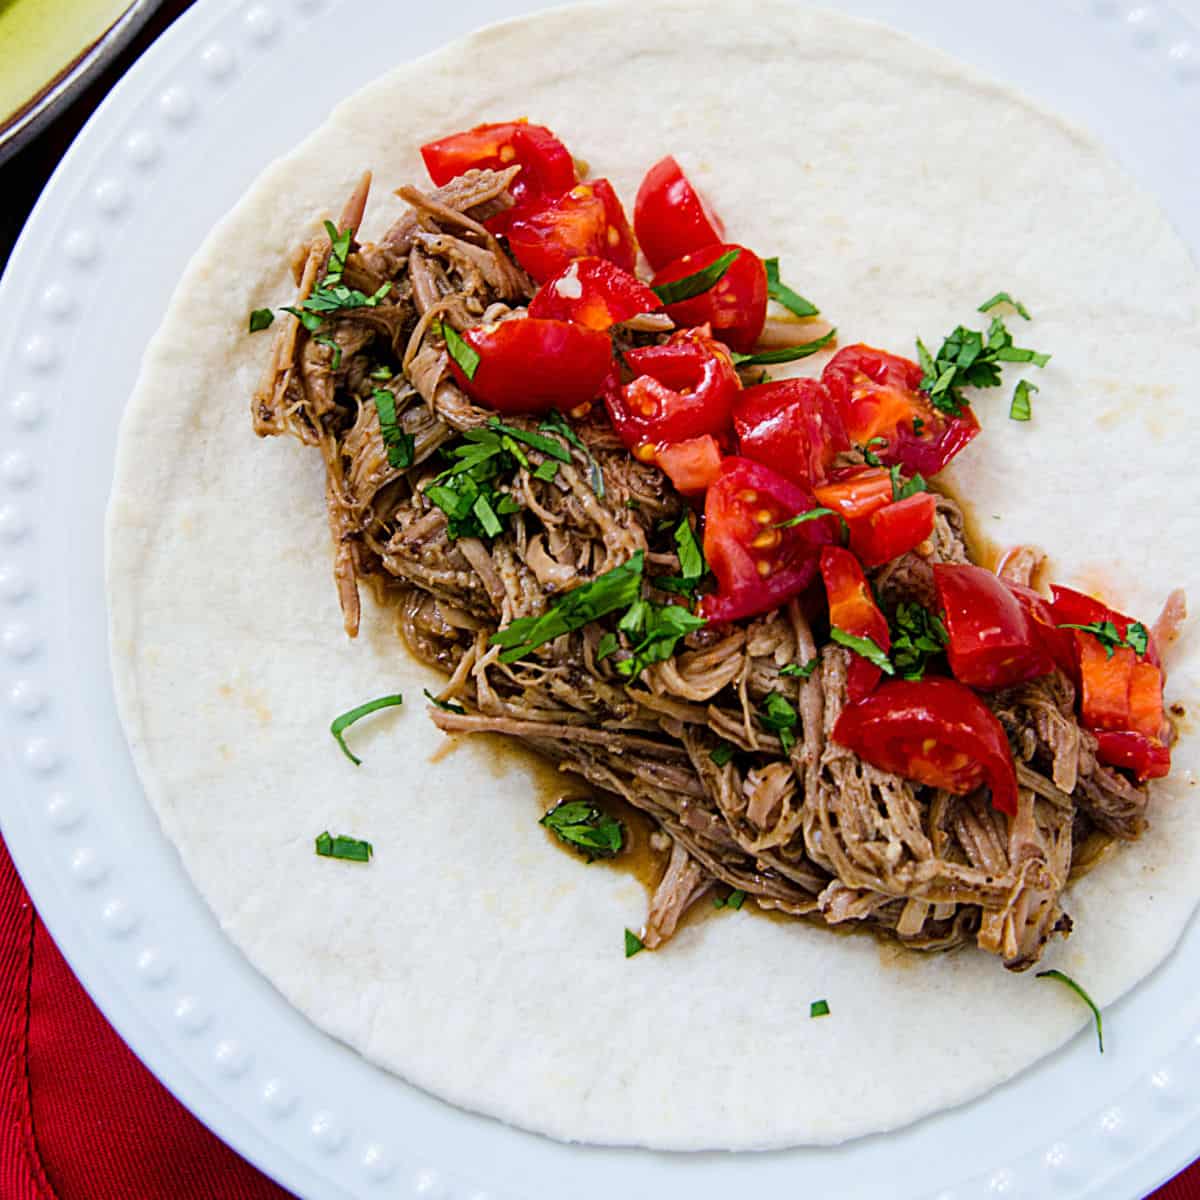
852, 493, 936, 569
420, 121, 576, 231
652, 243, 768, 354
507, 179, 637, 282
822, 344, 981, 478
1049, 585, 1161, 668
733, 378, 849, 489
699, 457, 838, 624
528, 257, 660, 330
1094, 730, 1171, 781
1006, 583, 1077, 679
832, 677, 1019, 815
447, 318, 614, 414
821, 546, 891, 701
813, 467, 894, 523
656, 435, 723, 496
934, 563, 1054, 690
605, 327, 741, 452
634, 155, 726, 271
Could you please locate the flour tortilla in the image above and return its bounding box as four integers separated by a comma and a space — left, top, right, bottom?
107, 0, 1200, 1149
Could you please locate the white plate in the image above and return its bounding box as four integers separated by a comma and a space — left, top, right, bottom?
2, 1, 1200, 1196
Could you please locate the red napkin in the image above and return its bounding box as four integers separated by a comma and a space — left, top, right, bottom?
0, 834, 1192, 1198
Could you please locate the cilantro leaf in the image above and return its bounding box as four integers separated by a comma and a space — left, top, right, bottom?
438, 320, 481, 380
329, 694, 404, 766
533, 459, 560, 482
315, 831, 372, 863
776, 506, 837, 529
1126, 622, 1150, 657
539, 410, 605, 497
372, 389, 415, 469
764, 256, 820, 318
540, 799, 624, 861
652, 248, 741, 305
732, 327, 836, 366
889, 602, 948, 680
890, 466, 928, 501
625, 928, 645, 958
615, 597, 706, 679
322, 220, 353, 283
488, 418, 572, 463
862, 437, 888, 467
596, 632, 619, 662
423, 688, 466, 715
810, 999, 831, 1018
781, 657, 819, 679
491, 553, 645, 662
760, 691, 799, 753
830, 627, 895, 675
1010, 378, 1037, 422
709, 742, 736, 766
1036, 969, 1103, 1053
713, 889, 746, 910
1058, 619, 1148, 659
979, 292, 1032, 321
248, 308, 275, 333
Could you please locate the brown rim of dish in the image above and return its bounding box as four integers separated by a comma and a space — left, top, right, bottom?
0, 0, 165, 167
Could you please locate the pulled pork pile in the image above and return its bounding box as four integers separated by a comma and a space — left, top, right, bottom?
253, 168, 1154, 971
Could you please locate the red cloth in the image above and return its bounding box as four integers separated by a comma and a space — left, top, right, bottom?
0, 833, 1193, 1199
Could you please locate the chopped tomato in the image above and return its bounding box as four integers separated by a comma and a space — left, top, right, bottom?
1094, 731, 1171, 782
605, 326, 740, 454
657, 435, 723, 496
446, 318, 614, 415
652, 243, 768, 354
832, 677, 1019, 816
813, 467, 894, 524
1129, 660, 1167, 739
933, 564, 1054, 690
419, 121, 576, 231
732, 378, 849, 489
812, 468, 935, 567
851, 493, 936, 569
822, 345, 981, 478
1049, 585, 1161, 668
507, 179, 636, 283
820, 546, 891, 702
699, 457, 838, 623
1076, 636, 1138, 732
528, 257, 660, 330
1006, 583, 1077, 678
634, 155, 726, 271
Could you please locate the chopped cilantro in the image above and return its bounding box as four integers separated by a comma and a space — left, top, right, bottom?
890, 465, 928, 501
714, 889, 746, 910
437, 320, 481, 380
1058, 619, 1148, 659
314, 333, 343, 370
533, 459, 560, 482
732, 327, 836, 367
1010, 378, 1037, 422
764, 256, 819, 317
830, 627, 895, 675
1036, 969, 1103, 1052
248, 308, 275, 333
709, 742, 736, 767
890, 602, 948, 680
315, 831, 372, 863
491, 553, 645, 663
624, 929, 645, 958
540, 410, 605, 497
760, 692, 799, 753
540, 799, 624, 861
810, 999, 831, 1018
329, 694, 404, 766
862, 437, 888, 467
422, 688, 465, 715
979, 291, 1032, 321
372, 389, 414, 470
615, 597, 706, 679
596, 632, 619, 662
776, 506, 837, 529
652, 248, 741, 305
781, 657, 819, 679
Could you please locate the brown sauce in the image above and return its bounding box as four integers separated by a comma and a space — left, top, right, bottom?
933, 479, 1049, 590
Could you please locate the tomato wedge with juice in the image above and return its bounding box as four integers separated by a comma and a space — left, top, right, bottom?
528, 257, 660, 330
507, 179, 636, 282
446, 318, 614, 414
812, 468, 936, 567
822, 344, 980, 478
656, 435, 724, 496
605, 326, 741, 455
420, 120, 576, 231
699, 457, 839, 623
934, 563, 1054, 690
832, 677, 1019, 816
634, 155, 726, 270
733, 378, 848, 489
652, 243, 768, 354
820, 546, 891, 702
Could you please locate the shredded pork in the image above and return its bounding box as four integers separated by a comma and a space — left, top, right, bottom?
251, 168, 1170, 971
